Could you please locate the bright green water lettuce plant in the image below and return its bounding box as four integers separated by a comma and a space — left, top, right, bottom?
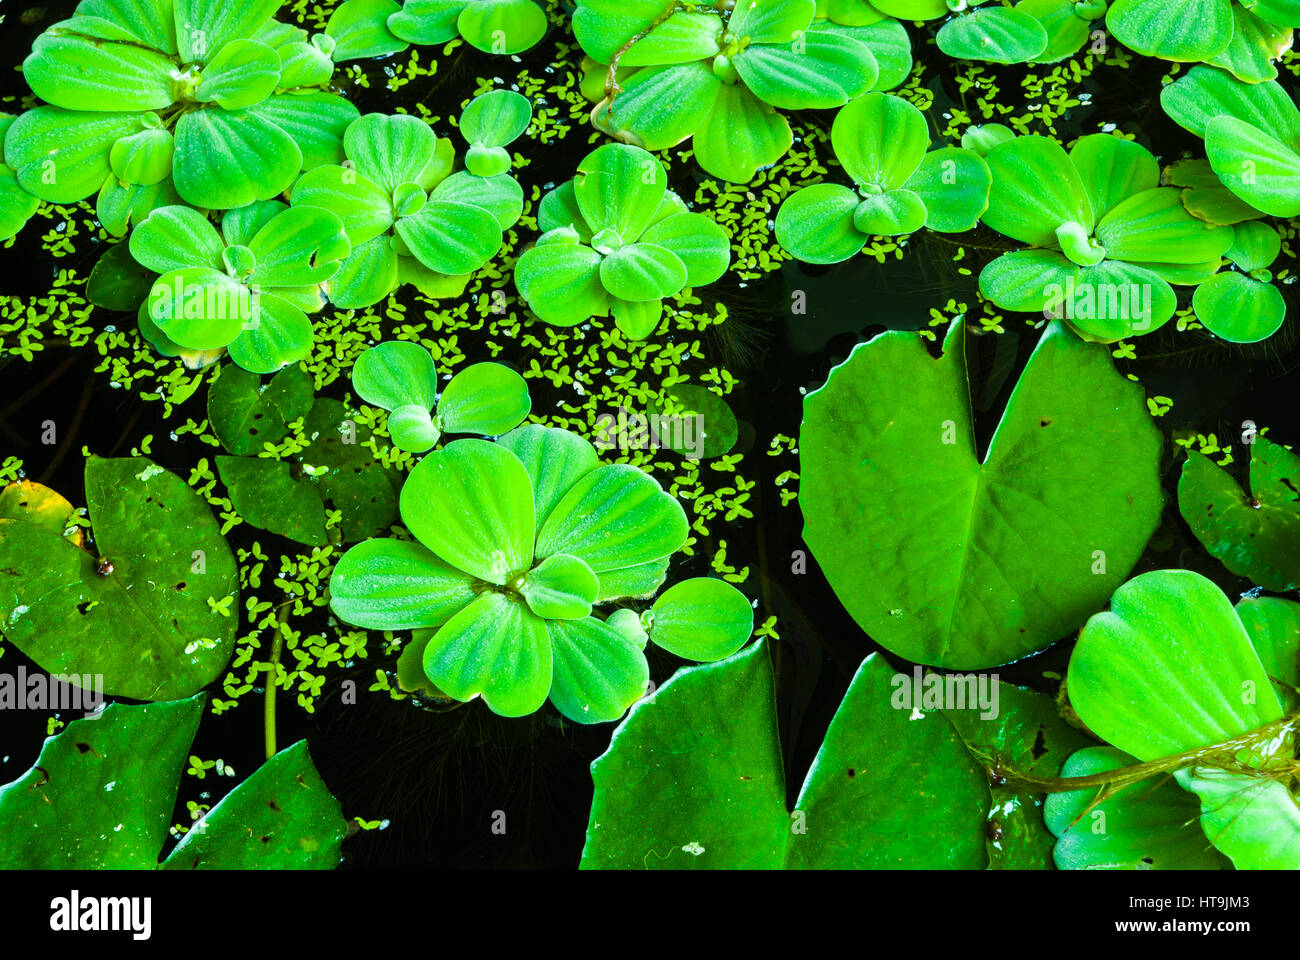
514, 143, 731, 338
977, 133, 1234, 340
129, 201, 351, 373
329, 425, 753, 721
1161, 65, 1300, 217
0, 115, 39, 241
1178, 436, 1300, 590
5, 0, 358, 211
0, 458, 239, 702
291, 95, 529, 308
799, 320, 1163, 669
352, 341, 531, 452
574, 0, 910, 182
326, 0, 549, 59
1106, 0, 1299, 81
934, 0, 1049, 63
0, 696, 345, 869
775, 94, 991, 261
1064, 570, 1300, 869
1191, 221, 1288, 342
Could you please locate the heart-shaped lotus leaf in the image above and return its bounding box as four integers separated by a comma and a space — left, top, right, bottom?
1160, 66, 1300, 218
208, 362, 315, 455
1178, 437, 1300, 591
1105, 0, 1234, 62
217, 455, 328, 545
521, 553, 600, 619
327, 0, 411, 60
0, 457, 239, 701
0, 480, 83, 545
645, 384, 739, 459
942, 681, 1094, 869
581, 643, 990, 868
460, 90, 532, 173
800, 320, 1163, 669
646, 577, 752, 661
87, 241, 157, 312
0, 696, 347, 869
1067, 569, 1300, 867
1045, 746, 1229, 870
937, 6, 1048, 63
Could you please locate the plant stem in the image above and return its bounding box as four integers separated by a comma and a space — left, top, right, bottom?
264, 632, 283, 761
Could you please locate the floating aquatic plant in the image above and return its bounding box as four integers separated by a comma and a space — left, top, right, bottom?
1106, 0, 1299, 82
351, 341, 531, 453
799, 320, 1163, 669
574, 0, 910, 182
0, 458, 239, 702
1191, 220, 1288, 342
1062, 569, 1300, 869
326, 0, 550, 59
291, 93, 530, 308
329, 424, 753, 721
1178, 435, 1300, 590
514, 143, 731, 338
977, 132, 1234, 340
0, 696, 345, 869
129, 202, 351, 373
1162, 65, 1300, 218
775, 93, 991, 262
4, 0, 358, 213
